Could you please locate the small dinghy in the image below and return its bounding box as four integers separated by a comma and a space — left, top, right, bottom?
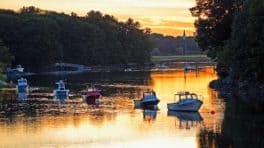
167, 91, 203, 112
134, 90, 160, 107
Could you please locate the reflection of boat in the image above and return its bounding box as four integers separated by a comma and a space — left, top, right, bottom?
53, 80, 69, 99
168, 111, 203, 129
143, 109, 157, 121
168, 111, 203, 122
167, 91, 203, 112
134, 90, 160, 107
16, 78, 28, 93
83, 86, 101, 105
18, 92, 27, 101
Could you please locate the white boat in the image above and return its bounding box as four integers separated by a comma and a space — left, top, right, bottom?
15, 65, 24, 73
16, 78, 28, 93
53, 80, 69, 98
7, 65, 24, 73
184, 65, 194, 72
134, 90, 160, 107
167, 91, 203, 112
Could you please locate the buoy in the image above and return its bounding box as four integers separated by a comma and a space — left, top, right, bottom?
211, 110, 215, 114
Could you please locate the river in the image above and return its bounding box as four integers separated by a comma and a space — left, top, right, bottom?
0, 67, 263, 148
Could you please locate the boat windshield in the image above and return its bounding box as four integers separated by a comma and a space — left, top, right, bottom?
18, 78, 27, 84
143, 91, 156, 97
174, 92, 199, 101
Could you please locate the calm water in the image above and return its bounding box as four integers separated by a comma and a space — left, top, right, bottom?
0, 67, 263, 148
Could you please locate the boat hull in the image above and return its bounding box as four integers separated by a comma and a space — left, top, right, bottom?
167, 99, 203, 112
83, 95, 100, 105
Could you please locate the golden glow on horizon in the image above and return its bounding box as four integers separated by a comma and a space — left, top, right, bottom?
0, 0, 196, 36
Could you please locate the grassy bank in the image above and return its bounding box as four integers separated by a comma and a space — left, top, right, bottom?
151, 54, 211, 62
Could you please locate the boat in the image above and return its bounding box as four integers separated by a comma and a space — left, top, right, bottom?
134, 90, 160, 107
16, 78, 28, 93
6, 65, 24, 73
53, 80, 69, 98
184, 65, 194, 72
83, 86, 101, 104
167, 91, 203, 112
15, 65, 24, 73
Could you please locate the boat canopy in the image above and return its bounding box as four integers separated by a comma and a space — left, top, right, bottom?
56, 80, 66, 90
143, 90, 156, 97
18, 78, 27, 85
174, 91, 200, 101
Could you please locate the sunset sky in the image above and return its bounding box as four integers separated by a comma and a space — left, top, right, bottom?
0, 0, 196, 36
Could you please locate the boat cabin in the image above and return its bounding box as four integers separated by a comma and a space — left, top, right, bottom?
56, 80, 66, 90
18, 78, 27, 86
174, 91, 199, 102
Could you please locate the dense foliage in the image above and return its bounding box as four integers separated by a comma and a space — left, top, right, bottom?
221, 0, 264, 82
0, 7, 152, 71
191, 0, 264, 83
190, 0, 240, 59
0, 40, 13, 87
150, 33, 202, 56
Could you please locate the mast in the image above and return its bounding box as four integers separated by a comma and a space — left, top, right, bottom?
183, 30, 186, 66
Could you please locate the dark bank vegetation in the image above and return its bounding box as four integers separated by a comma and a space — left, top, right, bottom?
191, 0, 264, 103
0, 40, 13, 87
0, 6, 152, 72
191, 0, 264, 83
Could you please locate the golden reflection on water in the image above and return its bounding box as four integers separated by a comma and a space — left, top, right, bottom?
0, 67, 225, 148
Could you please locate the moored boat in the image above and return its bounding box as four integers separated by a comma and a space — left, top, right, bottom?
16, 78, 28, 93
83, 86, 101, 104
53, 80, 69, 99
167, 91, 203, 112
134, 90, 160, 107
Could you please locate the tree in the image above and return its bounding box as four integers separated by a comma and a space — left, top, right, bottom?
0, 40, 13, 87
219, 0, 264, 82
190, 0, 240, 59
0, 7, 152, 71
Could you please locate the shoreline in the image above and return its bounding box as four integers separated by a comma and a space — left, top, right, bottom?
209, 76, 264, 112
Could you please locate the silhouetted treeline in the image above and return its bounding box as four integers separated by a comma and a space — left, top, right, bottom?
150, 33, 202, 56
191, 0, 264, 83
0, 6, 151, 71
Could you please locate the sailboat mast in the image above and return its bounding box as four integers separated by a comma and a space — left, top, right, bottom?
183, 30, 186, 66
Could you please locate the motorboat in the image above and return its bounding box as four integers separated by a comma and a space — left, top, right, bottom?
53, 80, 69, 98
167, 91, 203, 112
134, 90, 160, 107
184, 65, 194, 72
83, 86, 101, 104
16, 78, 28, 93
15, 65, 24, 73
